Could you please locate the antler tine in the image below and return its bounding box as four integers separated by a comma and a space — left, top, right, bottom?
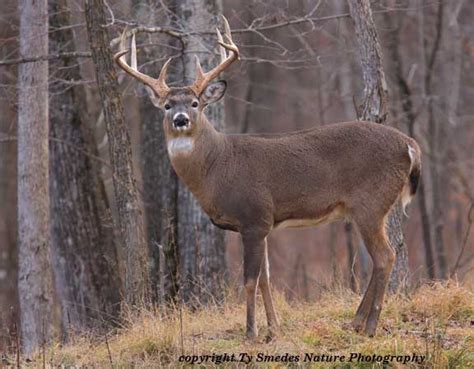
191, 15, 240, 95
216, 27, 227, 62
156, 58, 172, 96
114, 28, 170, 97
221, 14, 232, 44
130, 33, 137, 70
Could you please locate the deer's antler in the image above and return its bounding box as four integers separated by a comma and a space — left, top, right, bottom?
114, 30, 171, 98
191, 15, 240, 96
114, 15, 239, 97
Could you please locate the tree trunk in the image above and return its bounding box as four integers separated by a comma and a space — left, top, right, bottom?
423, 1, 447, 279
141, 91, 179, 303
84, 0, 149, 305
173, 0, 227, 304
384, 10, 436, 280
0, 112, 17, 353
0, 2, 18, 351
49, 0, 122, 338
17, 0, 55, 355
348, 0, 409, 293
129, 1, 180, 305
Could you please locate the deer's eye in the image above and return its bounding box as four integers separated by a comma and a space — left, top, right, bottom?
191, 101, 199, 108
164, 104, 171, 110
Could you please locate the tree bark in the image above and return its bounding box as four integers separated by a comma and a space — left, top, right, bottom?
129, 0, 180, 304
0, 1, 18, 351
141, 92, 179, 303
348, 0, 409, 293
172, 0, 228, 304
423, 1, 447, 279
49, 0, 122, 338
384, 10, 436, 280
85, 0, 149, 305
17, 0, 56, 355
0, 112, 17, 352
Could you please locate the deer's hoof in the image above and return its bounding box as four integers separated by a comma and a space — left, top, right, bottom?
364, 322, 377, 337
352, 318, 366, 333
246, 329, 258, 341
264, 327, 279, 343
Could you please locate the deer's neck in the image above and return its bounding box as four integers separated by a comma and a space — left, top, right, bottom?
166, 116, 225, 199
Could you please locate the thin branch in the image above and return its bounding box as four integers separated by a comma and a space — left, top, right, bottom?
1, 8, 417, 67
0, 52, 91, 66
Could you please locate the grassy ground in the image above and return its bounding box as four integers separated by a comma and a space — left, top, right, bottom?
22, 281, 473, 368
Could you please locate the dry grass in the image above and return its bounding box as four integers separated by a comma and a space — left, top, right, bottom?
21, 281, 474, 368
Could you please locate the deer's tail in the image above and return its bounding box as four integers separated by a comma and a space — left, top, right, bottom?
401, 142, 421, 216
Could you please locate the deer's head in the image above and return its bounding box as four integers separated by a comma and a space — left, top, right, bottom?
114, 16, 239, 140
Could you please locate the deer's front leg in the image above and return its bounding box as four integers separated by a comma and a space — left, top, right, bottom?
242, 232, 266, 340
259, 239, 279, 339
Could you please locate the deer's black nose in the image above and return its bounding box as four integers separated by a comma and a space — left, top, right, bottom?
173, 114, 189, 128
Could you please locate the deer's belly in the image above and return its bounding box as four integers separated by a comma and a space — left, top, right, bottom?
274, 206, 345, 230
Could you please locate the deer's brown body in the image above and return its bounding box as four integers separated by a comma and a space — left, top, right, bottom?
169, 119, 418, 235
115, 17, 421, 339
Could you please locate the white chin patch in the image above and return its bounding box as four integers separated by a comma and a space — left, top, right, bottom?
167, 137, 195, 157
174, 125, 191, 132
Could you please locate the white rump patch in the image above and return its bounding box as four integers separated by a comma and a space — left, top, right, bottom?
167, 137, 195, 157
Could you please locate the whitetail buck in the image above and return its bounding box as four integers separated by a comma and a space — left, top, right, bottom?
115, 16, 421, 339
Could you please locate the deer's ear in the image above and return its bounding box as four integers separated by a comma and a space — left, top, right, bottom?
145, 86, 161, 108
200, 81, 227, 105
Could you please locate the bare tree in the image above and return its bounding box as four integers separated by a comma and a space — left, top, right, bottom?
171, 0, 228, 303
423, 1, 448, 279
347, 0, 409, 292
0, 0, 18, 352
84, 0, 149, 305
130, 1, 180, 304
383, 8, 436, 280
17, 0, 55, 355
49, 0, 122, 337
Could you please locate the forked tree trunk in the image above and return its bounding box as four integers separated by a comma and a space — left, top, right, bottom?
17, 0, 55, 355
348, 0, 409, 293
173, 0, 228, 304
85, 0, 149, 305
49, 0, 122, 338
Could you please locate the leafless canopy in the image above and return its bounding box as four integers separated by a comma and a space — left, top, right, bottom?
114, 15, 240, 98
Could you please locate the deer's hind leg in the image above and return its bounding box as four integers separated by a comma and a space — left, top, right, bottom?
352, 214, 395, 336
352, 262, 377, 333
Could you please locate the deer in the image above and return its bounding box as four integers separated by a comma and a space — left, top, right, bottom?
114, 16, 421, 339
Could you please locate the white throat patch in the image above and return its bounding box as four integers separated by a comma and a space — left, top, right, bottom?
167, 137, 195, 157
